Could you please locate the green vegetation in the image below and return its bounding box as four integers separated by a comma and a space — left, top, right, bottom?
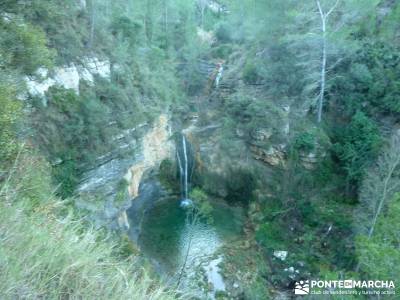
356, 193, 400, 296
0, 0, 399, 298
0, 152, 175, 299
0, 85, 21, 166
333, 111, 382, 189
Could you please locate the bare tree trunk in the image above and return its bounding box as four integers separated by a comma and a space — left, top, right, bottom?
367, 147, 400, 238
316, 0, 339, 123
89, 0, 95, 49
164, 0, 168, 48
317, 16, 326, 123
201, 6, 205, 28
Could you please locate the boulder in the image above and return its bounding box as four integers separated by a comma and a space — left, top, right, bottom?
251, 145, 286, 168
273, 250, 288, 261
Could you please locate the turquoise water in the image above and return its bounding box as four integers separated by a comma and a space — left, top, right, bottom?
138, 197, 244, 295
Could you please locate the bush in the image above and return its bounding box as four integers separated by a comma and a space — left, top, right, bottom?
52, 155, 80, 199
256, 222, 286, 250
211, 44, 233, 59
215, 23, 232, 43
110, 16, 142, 46
0, 20, 54, 74
243, 60, 260, 84
334, 41, 400, 114
0, 85, 21, 165
293, 132, 316, 152
159, 159, 178, 189
333, 111, 382, 186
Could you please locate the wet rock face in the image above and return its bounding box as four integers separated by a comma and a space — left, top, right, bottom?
127, 177, 168, 242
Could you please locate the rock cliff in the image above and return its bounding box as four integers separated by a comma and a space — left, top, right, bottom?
76, 114, 174, 230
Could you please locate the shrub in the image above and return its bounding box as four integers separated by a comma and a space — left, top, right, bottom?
333, 111, 382, 186
211, 44, 233, 59
0, 85, 21, 165
0, 20, 54, 74
215, 23, 232, 43
243, 60, 260, 84
293, 132, 316, 152
110, 16, 142, 46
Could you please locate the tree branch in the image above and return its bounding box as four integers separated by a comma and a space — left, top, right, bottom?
326, 0, 340, 18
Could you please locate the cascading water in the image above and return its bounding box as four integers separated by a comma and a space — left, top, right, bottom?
131, 133, 244, 299
182, 136, 188, 199
177, 135, 193, 207
215, 62, 224, 88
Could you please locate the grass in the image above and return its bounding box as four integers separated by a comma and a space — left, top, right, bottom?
0, 151, 177, 300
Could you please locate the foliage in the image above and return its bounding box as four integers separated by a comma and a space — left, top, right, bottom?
0, 85, 21, 165
52, 156, 80, 199
159, 159, 179, 190
210, 44, 233, 60
355, 194, 400, 297
242, 59, 261, 84
215, 22, 233, 43
334, 41, 400, 115
110, 16, 142, 46
0, 19, 54, 74
32, 86, 113, 197
0, 153, 176, 300
333, 111, 381, 186
256, 221, 286, 250
189, 187, 213, 223
293, 132, 316, 152
0, 0, 399, 297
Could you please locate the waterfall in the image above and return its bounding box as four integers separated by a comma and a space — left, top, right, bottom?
176, 148, 184, 199
215, 63, 223, 88
182, 135, 188, 199
178, 134, 193, 207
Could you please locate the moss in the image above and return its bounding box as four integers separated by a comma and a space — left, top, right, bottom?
158, 158, 179, 191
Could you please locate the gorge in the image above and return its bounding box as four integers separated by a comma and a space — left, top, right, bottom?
0, 0, 400, 299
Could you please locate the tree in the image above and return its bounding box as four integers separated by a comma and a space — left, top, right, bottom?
355, 194, 400, 297
334, 112, 381, 192
289, 0, 379, 122
356, 135, 400, 238
89, 0, 96, 49
355, 135, 400, 274
0, 19, 54, 74
315, 0, 340, 123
